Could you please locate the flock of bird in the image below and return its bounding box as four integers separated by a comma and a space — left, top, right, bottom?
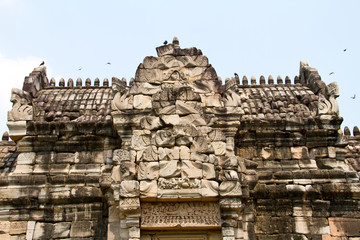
39, 45, 355, 100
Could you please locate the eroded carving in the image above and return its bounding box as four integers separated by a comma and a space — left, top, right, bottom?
119, 198, 140, 212
8, 88, 33, 121
326, 82, 339, 115
141, 202, 221, 228
158, 177, 201, 189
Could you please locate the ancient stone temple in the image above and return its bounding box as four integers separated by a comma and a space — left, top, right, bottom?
1, 37, 360, 240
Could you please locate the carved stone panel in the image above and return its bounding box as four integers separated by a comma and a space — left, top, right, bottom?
141, 202, 221, 229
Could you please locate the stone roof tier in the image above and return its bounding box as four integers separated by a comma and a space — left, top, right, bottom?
33, 86, 112, 123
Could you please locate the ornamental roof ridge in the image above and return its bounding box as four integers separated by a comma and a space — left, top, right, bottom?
47, 77, 113, 88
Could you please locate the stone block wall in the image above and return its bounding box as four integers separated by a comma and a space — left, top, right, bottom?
234, 126, 360, 240
0, 129, 114, 239
0, 149, 110, 239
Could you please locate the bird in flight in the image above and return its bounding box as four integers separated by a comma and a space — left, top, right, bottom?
106, 62, 111, 65
329, 72, 334, 75
163, 40, 168, 45
343, 48, 347, 52
39, 61, 45, 66
78, 68, 82, 71
351, 94, 356, 99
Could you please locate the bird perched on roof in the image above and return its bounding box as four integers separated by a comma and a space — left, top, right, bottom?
351, 94, 356, 99
329, 72, 334, 75
163, 40, 168, 45
234, 73, 240, 84
39, 61, 44, 66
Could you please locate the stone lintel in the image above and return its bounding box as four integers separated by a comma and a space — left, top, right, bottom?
140, 202, 221, 230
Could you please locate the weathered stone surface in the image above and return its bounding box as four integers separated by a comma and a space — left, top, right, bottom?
112, 165, 121, 182
211, 141, 226, 156
175, 100, 199, 115
291, 147, 309, 160
108, 205, 120, 223
0, 221, 10, 234
219, 181, 242, 197
160, 115, 181, 126
120, 161, 136, 180
70, 221, 93, 238
153, 130, 175, 147
16, 152, 35, 165
220, 170, 239, 181
8, 88, 33, 122
12, 164, 33, 174
120, 181, 140, 197
130, 82, 160, 95
54, 152, 75, 163
107, 222, 121, 240
159, 160, 180, 178
138, 162, 159, 180
33, 222, 54, 239
329, 217, 360, 236
53, 222, 71, 238
129, 226, 140, 238
138, 146, 158, 162
113, 149, 130, 164
201, 180, 219, 197
133, 95, 152, 109
140, 116, 163, 130
119, 198, 140, 213
112, 91, 133, 111
179, 146, 190, 160
294, 217, 309, 234
131, 131, 151, 150
0, 233, 10, 240
254, 216, 294, 234
181, 160, 202, 179
9, 221, 27, 235
26, 221, 36, 240
202, 163, 216, 179
140, 180, 157, 198
158, 147, 179, 161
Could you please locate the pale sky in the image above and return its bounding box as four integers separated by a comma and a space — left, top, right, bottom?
0, 0, 359, 137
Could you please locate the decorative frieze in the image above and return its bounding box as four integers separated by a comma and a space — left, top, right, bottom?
141, 202, 221, 229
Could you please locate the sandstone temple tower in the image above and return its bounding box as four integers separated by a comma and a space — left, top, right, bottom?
1, 37, 360, 239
